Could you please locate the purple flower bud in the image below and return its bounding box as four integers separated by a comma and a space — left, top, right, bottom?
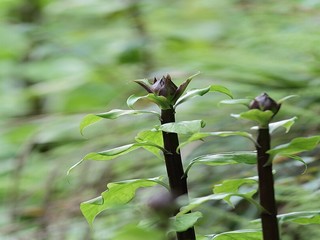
150, 75, 178, 99
250, 93, 281, 115
134, 74, 192, 105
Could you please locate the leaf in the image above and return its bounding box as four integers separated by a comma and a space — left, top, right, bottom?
184, 151, 257, 176
210, 85, 233, 99
268, 136, 320, 157
232, 109, 274, 127
96, 109, 160, 119
278, 211, 320, 225
135, 130, 163, 159
170, 212, 203, 232
174, 86, 211, 107
158, 120, 206, 135
179, 131, 257, 150
127, 94, 172, 110
67, 142, 164, 174
80, 109, 159, 135
80, 177, 163, 227
269, 117, 297, 134
219, 98, 251, 107
214, 177, 258, 207
80, 114, 103, 135
278, 95, 298, 104
251, 117, 298, 134
209, 229, 262, 240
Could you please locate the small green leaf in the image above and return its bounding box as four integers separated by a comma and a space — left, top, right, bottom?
135, 130, 163, 159
251, 117, 298, 134
269, 117, 297, 134
80, 114, 103, 135
209, 229, 262, 240
171, 212, 203, 232
278, 211, 320, 225
158, 120, 206, 135
179, 131, 256, 150
67, 142, 164, 174
80, 177, 163, 227
214, 177, 258, 207
80, 109, 159, 135
268, 136, 320, 157
219, 98, 251, 107
210, 85, 233, 99
96, 109, 160, 119
185, 151, 256, 176
174, 86, 211, 107
278, 95, 298, 104
127, 94, 172, 110
232, 109, 274, 127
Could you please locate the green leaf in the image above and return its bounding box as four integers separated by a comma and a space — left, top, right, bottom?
210, 85, 233, 99
209, 229, 262, 240
219, 98, 251, 107
214, 177, 258, 207
80, 177, 163, 227
174, 86, 211, 107
268, 136, 320, 157
185, 151, 257, 176
135, 130, 163, 159
158, 120, 206, 135
269, 117, 297, 134
80, 114, 103, 135
278, 211, 320, 225
67, 142, 164, 174
96, 109, 160, 119
80, 109, 159, 135
179, 131, 257, 150
278, 95, 298, 104
171, 211, 203, 232
127, 94, 172, 110
232, 109, 274, 127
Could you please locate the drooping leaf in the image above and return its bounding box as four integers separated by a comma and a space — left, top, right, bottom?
127, 94, 172, 110
179, 131, 256, 149
213, 177, 258, 207
135, 130, 163, 159
158, 120, 206, 135
278, 211, 320, 225
80, 109, 159, 135
174, 86, 211, 107
80, 177, 163, 227
251, 117, 298, 134
184, 151, 257, 176
170, 211, 203, 232
67, 142, 164, 174
80, 114, 103, 135
232, 109, 274, 127
209, 229, 262, 240
210, 85, 233, 99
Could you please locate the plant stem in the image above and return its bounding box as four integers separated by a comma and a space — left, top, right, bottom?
161, 108, 196, 240
256, 128, 280, 240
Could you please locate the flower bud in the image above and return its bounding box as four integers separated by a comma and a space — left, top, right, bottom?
150, 75, 178, 99
250, 93, 281, 115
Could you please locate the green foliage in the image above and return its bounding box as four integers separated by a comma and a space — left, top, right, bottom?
80, 177, 164, 227
209, 229, 262, 240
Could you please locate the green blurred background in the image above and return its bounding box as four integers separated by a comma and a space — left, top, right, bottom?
1, 0, 319, 239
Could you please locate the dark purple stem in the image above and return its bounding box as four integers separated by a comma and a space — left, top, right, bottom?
256, 128, 280, 240
161, 108, 196, 240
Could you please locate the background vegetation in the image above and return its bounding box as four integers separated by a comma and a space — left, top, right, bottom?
1, 0, 319, 239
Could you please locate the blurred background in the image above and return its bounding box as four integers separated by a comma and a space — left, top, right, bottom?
0, 0, 320, 239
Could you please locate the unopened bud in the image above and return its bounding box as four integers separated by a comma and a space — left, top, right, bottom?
250, 93, 281, 115
150, 75, 178, 99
